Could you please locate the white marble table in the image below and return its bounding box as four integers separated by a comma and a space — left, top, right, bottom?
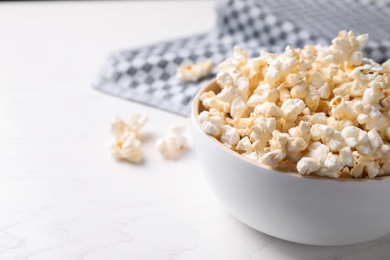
1, 1, 390, 259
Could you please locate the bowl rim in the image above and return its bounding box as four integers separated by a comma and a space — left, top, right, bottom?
193, 79, 390, 182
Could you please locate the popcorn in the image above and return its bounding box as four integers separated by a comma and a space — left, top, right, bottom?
297, 157, 320, 175
350, 153, 380, 178
339, 146, 354, 167
198, 109, 226, 138
156, 123, 189, 160
260, 131, 289, 166
248, 83, 279, 106
220, 125, 240, 147
286, 121, 310, 162
199, 31, 390, 178
305, 142, 329, 164
320, 153, 344, 178
254, 102, 284, 119
176, 60, 213, 82
111, 132, 143, 163
231, 97, 248, 119
250, 117, 276, 151
280, 99, 306, 121
110, 114, 148, 163
200, 91, 230, 113
236, 136, 254, 154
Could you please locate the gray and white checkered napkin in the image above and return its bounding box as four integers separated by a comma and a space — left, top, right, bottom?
93, 0, 390, 116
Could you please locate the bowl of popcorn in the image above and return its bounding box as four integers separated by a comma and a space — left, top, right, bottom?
192, 31, 390, 246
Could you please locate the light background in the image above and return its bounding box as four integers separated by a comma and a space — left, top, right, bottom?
1, 1, 390, 259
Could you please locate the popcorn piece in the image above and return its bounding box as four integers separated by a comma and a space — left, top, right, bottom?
341, 126, 384, 157
231, 96, 248, 119
305, 142, 329, 164
320, 153, 344, 178
291, 81, 309, 99
220, 125, 240, 147
156, 123, 189, 160
339, 167, 353, 178
248, 83, 279, 106
111, 132, 143, 163
310, 124, 345, 151
339, 146, 354, 167
250, 117, 276, 151
280, 99, 306, 121
353, 101, 383, 131
111, 117, 127, 140
198, 109, 226, 138
305, 86, 320, 110
330, 31, 367, 65
200, 91, 230, 113
201, 121, 221, 137
254, 102, 284, 119
327, 117, 354, 132
176, 60, 213, 82
260, 131, 289, 166
309, 113, 328, 125
297, 157, 320, 175
350, 153, 381, 178
277, 86, 292, 102
110, 114, 148, 163
125, 114, 148, 134
329, 96, 357, 121
111, 114, 148, 139
236, 136, 253, 154
286, 121, 311, 162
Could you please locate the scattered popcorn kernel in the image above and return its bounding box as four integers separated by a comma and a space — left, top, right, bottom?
111, 132, 143, 163
110, 114, 148, 163
177, 60, 213, 82
199, 31, 390, 178
156, 123, 189, 160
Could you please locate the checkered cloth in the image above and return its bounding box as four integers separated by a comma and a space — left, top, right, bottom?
93, 0, 390, 116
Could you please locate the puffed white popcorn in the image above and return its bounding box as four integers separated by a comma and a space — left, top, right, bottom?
201, 121, 221, 137
111, 114, 148, 139
220, 125, 240, 147
339, 146, 354, 167
110, 114, 148, 163
199, 31, 390, 178
250, 117, 276, 151
235, 136, 253, 154
231, 97, 248, 119
260, 131, 289, 166
280, 99, 306, 121
320, 153, 344, 178
125, 114, 148, 135
297, 157, 320, 175
156, 123, 189, 160
176, 60, 213, 82
200, 91, 230, 113
305, 142, 329, 164
254, 102, 284, 119
111, 132, 143, 163
198, 109, 226, 138
248, 83, 279, 106
310, 124, 335, 144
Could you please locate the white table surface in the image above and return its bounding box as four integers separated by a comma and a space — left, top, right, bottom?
1, 1, 390, 259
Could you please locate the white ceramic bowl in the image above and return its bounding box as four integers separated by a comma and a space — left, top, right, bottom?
192, 80, 390, 246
